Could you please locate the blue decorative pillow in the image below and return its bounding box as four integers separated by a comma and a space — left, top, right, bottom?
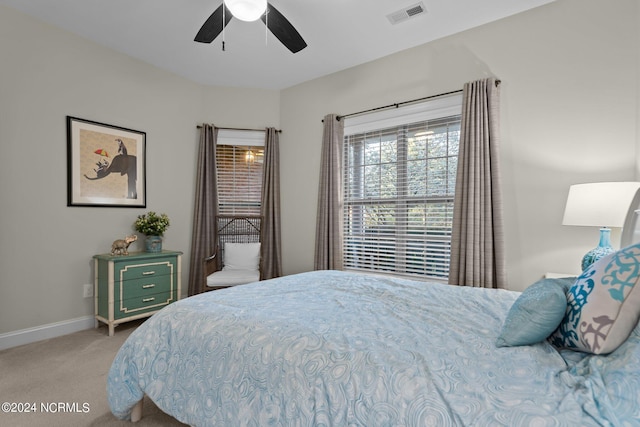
496, 277, 574, 347
549, 242, 640, 354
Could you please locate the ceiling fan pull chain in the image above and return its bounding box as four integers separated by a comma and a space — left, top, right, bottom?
222, 4, 226, 51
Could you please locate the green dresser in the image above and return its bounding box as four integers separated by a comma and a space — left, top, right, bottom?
93, 250, 182, 336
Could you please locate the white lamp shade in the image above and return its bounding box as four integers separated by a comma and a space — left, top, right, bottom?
224, 0, 267, 21
563, 182, 640, 228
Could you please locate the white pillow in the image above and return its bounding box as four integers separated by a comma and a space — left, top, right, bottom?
223, 242, 261, 271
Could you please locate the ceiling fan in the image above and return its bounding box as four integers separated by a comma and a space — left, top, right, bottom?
194, 0, 307, 53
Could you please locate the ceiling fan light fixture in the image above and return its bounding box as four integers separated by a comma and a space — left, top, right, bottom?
224, 0, 267, 22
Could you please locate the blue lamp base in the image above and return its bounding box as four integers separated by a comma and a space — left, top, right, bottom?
581, 227, 615, 270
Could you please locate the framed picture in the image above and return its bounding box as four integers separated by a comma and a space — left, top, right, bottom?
67, 116, 146, 207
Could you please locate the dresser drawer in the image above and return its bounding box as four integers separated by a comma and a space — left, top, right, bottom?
115, 290, 177, 319
116, 258, 174, 281
120, 275, 173, 300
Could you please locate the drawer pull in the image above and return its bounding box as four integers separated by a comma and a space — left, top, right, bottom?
142, 297, 155, 303
142, 284, 156, 289
142, 271, 156, 276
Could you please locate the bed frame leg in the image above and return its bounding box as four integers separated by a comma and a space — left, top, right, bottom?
131, 399, 143, 423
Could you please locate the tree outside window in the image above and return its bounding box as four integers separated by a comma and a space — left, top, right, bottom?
343, 116, 460, 280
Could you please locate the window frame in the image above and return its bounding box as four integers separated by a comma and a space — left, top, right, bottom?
215, 129, 265, 216
342, 95, 462, 281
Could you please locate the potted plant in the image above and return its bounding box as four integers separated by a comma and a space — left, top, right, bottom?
134, 212, 170, 253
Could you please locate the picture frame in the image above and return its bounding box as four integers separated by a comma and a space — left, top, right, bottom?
67, 116, 146, 207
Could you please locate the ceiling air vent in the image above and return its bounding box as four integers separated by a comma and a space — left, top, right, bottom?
387, 2, 427, 25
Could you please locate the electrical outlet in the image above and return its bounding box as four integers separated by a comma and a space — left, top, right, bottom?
83, 284, 94, 298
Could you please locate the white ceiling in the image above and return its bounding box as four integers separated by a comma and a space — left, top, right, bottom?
1, 0, 554, 90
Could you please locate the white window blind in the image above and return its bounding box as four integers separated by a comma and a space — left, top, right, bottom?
343, 96, 461, 280
216, 130, 265, 215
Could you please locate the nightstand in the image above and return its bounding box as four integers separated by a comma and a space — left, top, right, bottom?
544, 272, 579, 279
93, 250, 182, 336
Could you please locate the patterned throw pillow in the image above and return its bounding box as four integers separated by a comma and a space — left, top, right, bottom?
548, 242, 640, 354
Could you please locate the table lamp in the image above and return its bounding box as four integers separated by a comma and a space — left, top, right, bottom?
563, 182, 640, 270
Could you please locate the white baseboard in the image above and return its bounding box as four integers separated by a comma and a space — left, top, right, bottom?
0, 316, 96, 352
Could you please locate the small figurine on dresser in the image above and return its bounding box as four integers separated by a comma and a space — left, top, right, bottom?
110, 235, 138, 256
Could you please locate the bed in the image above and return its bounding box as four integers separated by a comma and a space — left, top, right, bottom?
107, 265, 640, 426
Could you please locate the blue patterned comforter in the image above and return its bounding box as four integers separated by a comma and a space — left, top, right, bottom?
108, 270, 640, 426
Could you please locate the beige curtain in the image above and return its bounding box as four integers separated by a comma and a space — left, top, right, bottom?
188, 124, 219, 295
449, 78, 506, 289
260, 128, 282, 279
314, 114, 344, 270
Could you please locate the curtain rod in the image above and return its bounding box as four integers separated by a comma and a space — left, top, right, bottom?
330, 80, 501, 122
197, 124, 282, 133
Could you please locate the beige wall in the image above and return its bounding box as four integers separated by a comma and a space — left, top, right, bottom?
279, 0, 640, 290
1, 0, 639, 338
0, 6, 279, 335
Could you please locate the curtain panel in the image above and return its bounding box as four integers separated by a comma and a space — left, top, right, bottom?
449, 78, 506, 289
260, 128, 283, 279
314, 114, 344, 270
188, 124, 219, 295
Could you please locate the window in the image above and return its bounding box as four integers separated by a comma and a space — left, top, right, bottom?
216, 130, 264, 215
343, 95, 461, 280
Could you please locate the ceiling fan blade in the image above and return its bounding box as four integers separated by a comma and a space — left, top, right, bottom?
261, 3, 307, 53
194, 4, 233, 43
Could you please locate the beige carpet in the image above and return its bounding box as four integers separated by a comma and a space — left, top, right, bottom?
0, 321, 188, 427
